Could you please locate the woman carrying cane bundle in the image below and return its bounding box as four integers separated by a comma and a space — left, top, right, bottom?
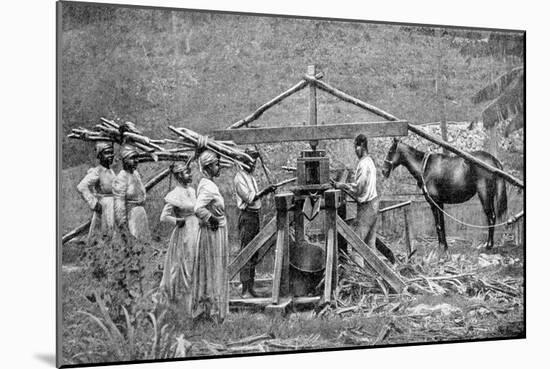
159, 164, 200, 315
193, 150, 228, 323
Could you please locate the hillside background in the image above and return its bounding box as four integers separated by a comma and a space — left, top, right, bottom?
60, 3, 524, 243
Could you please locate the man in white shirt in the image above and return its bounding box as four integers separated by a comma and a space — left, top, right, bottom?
234, 149, 276, 298
332, 134, 379, 267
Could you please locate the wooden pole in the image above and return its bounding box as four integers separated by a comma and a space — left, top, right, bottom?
379, 200, 411, 214
61, 167, 172, 244
272, 193, 293, 304
323, 189, 340, 304
403, 206, 413, 260
408, 124, 524, 188
227, 72, 323, 130
304, 74, 400, 121
308, 65, 319, 150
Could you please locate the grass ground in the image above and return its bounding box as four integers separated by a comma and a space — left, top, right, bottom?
61, 232, 524, 366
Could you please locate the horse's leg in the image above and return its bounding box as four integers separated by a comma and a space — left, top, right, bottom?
477, 181, 496, 249
437, 202, 449, 250
428, 200, 447, 250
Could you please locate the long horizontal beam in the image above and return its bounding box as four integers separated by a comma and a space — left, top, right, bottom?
212, 121, 408, 144
408, 124, 524, 189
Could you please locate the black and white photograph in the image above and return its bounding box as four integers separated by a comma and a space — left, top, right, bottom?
55, 1, 526, 367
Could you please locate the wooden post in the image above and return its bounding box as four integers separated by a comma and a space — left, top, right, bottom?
272, 193, 293, 304
403, 206, 413, 260
294, 199, 305, 245
308, 65, 318, 150
323, 189, 340, 304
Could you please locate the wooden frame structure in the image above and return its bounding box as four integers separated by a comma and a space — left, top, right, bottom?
217, 65, 410, 313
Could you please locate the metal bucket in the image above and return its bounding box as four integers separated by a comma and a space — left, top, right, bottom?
289, 241, 325, 296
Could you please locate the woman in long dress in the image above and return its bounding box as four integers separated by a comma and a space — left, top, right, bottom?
111, 145, 150, 308
193, 150, 229, 323
159, 164, 200, 315
113, 145, 150, 242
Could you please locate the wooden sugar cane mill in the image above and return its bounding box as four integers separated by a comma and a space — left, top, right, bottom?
215, 65, 409, 314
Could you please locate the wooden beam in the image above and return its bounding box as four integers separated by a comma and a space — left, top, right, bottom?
308, 65, 319, 150
227, 72, 323, 130
304, 75, 401, 121
336, 216, 406, 293
228, 216, 277, 279
212, 121, 408, 144
408, 124, 524, 189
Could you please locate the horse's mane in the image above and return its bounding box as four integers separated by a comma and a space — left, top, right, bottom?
398, 141, 425, 160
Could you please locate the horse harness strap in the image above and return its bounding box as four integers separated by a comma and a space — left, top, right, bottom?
420, 152, 432, 197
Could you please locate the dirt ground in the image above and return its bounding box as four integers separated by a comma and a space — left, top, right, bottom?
60, 234, 524, 365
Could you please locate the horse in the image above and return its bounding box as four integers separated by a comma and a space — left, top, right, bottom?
381, 138, 507, 250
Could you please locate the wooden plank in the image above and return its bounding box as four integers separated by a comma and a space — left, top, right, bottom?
407, 124, 524, 189
212, 121, 408, 144
292, 296, 321, 305
265, 297, 292, 317
228, 216, 277, 279
336, 216, 406, 293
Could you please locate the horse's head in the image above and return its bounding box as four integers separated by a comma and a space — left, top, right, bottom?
382, 138, 402, 178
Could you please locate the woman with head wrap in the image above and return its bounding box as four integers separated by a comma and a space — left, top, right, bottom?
158, 163, 200, 316
113, 145, 151, 242
193, 150, 229, 323
77, 141, 117, 244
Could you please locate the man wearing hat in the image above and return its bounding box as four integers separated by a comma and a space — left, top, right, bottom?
77, 141, 117, 244
113, 145, 151, 242
233, 148, 276, 298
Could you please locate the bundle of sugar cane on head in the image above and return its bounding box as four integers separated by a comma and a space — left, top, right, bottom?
168, 126, 254, 171
68, 118, 192, 163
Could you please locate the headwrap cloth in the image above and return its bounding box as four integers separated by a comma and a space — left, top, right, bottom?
120, 145, 139, 161
95, 141, 114, 156
198, 150, 218, 175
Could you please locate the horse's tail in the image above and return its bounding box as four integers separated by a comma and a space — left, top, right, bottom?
494, 160, 508, 220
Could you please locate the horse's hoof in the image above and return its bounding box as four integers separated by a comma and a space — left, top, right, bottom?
476, 242, 488, 250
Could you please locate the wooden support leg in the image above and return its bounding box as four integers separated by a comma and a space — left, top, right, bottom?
271, 193, 293, 304
336, 215, 406, 293
323, 190, 340, 304
403, 206, 413, 260
228, 216, 277, 280
294, 199, 305, 245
